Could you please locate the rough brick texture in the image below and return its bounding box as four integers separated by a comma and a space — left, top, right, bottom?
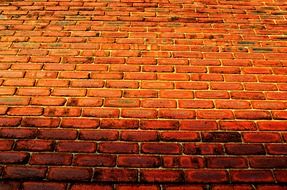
0, 0, 287, 188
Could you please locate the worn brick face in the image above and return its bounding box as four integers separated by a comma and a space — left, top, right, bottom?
0, 0, 286, 188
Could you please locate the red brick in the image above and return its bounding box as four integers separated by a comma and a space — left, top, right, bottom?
101, 119, 139, 129
79, 130, 118, 141
44, 107, 81, 117
202, 132, 241, 142
140, 120, 179, 130
61, 118, 99, 128
163, 156, 205, 169
220, 121, 257, 131
23, 182, 66, 190
0, 152, 29, 164
274, 170, 287, 183
118, 155, 161, 168
48, 167, 92, 181
83, 108, 119, 118
71, 184, 112, 190
30, 153, 72, 165
0, 128, 37, 139
0, 117, 21, 127
67, 98, 103, 107
215, 100, 251, 109
180, 121, 218, 131
105, 98, 140, 107
225, 144, 266, 155
185, 170, 228, 183
141, 81, 174, 89
38, 129, 77, 140
230, 170, 274, 183
197, 110, 234, 119
37, 79, 69, 87
266, 144, 287, 155
160, 90, 193, 99
56, 141, 96, 153
25, 71, 58, 79
211, 185, 254, 190
3, 166, 47, 180
231, 92, 265, 100
117, 185, 159, 190
0, 97, 30, 105
7, 107, 43, 116
94, 168, 138, 182
106, 81, 139, 88
0, 140, 14, 150
122, 108, 157, 118
160, 132, 200, 142
70, 80, 104, 88
249, 157, 287, 168
74, 154, 116, 167
207, 157, 248, 168
234, 111, 271, 120
22, 117, 60, 128
15, 140, 53, 151
266, 92, 287, 100
179, 100, 214, 109
195, 91, 229, 99
142, 143, 181, 154
88, 89, 122, 97
273, 111, 287, 120
243, 132, 281, 143
140, 170, 184, 183
121, 130, 158, 142
98, 142, 138, 154
52, 88, 86, 96
256, 185, 287, 190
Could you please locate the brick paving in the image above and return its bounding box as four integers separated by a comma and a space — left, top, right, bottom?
0, 0, 287, 189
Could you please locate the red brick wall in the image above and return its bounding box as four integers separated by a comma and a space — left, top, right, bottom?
0, 0, 287, 189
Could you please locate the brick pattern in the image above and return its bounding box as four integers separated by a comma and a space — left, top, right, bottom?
0, 0, 287, 188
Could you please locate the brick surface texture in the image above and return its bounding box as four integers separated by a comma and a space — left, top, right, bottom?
0, 0, 287, 189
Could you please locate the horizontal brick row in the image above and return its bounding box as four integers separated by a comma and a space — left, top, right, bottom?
1, 166, 287, 183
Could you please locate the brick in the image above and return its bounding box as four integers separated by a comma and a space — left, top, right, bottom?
185, 170, 228, 183
61, 118, 99, 128
141, 81, 174, 89
202, 132, 241, 142
274, 170, 287, 183
230, 170, 274, 183
83, 108, 119, 118
74, 154, 116, 167
210, 82, 243, 90
142, 143, 181, 154
163, 185, 204, 190
234, 111, 271, 120
44, 107, 81, 117
140, 170, 184, 183
91, 73, 123, 79
140, 120, 179, 130
266, 92, 287, 100
52, 88, 86, 96
215, 100, 251, 109
106, 81, 139, 88
124, 90, 158, 98
118, 155, 161, 168
23, 182, 66, 190
225, 144, 266, 155
0, 88, 16, 95
30, 153, 72, 165
7, 107, 43, 116
15, 140, 53, 151
56, 141, 96, 153
231, 92, 265, 100
48, 167, 92, 181
160, 132, 200, 142
266, 144, 287, 155
3, 166, 46, 180
163, 156, 205, 169
180, 121, 218, 131
207, 157, 248, 168
219, 121, 257, 131
22, 117, 60, 128
38, 129, 77, 140
160, 90, 193, 99
79, 130, 118, 141
0, 128, 37, 139
101, 119, 139, 129
243, 132, 281, 143
98, 142, 138, 154
252, 101, 287, 110
117, 185, 159, 190
122, 109, 157, 118
0, 140, 14, 150
105, 98, 140, 107
0, 97, 30, 105
211, 185, 254, 190
245, 83, 278, 91
197, 110, 234, 119
179, 100, 214, 109
71, 184, 112, 190
259, 122, 287, 132
121, 130, 158, 142
256, 185, 287, 190
88, 89, 122, 97
195, 91, 229, 99
70, 80, 104, 88
94, 168, 138, 182
0, 152, 29, 164
142, 99, 177, 108
37, 79, 69, 87
31, 97, 67, 106
273, 111, 287, 120
249, 157, 287, 168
